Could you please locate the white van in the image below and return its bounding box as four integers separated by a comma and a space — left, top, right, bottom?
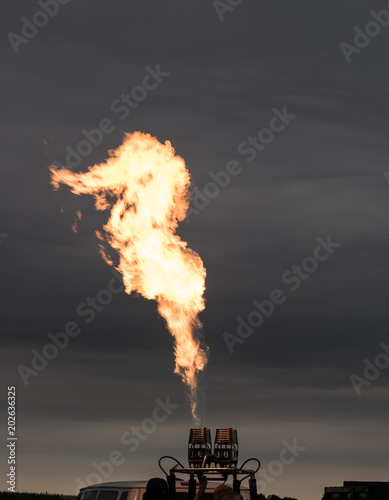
77, 480, 251, 500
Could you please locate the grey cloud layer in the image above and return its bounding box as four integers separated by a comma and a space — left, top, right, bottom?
1, 1, 389, 499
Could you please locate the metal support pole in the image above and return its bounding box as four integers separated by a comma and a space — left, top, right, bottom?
188, 474, 196, 500
233, 476, 240, 494
167, 471, 176, 500
248, 476, 257, 500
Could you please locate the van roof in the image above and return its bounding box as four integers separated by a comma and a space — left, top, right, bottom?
80, 481, 246, 491
80, 482, 150, 490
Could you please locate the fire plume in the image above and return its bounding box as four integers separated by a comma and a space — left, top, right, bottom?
50, 132, 207, 423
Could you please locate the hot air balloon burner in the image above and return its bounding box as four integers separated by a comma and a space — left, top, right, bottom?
214, 427, 238, 467
159, 428, 260, 500
188, 427, 212, 468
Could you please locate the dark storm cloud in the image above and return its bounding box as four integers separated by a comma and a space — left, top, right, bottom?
1, 1, 389, 499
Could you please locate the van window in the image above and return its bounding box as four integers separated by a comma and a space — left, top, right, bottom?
83, 491, 98, 500
97, 491, 119, 500
129, 491, 138, 500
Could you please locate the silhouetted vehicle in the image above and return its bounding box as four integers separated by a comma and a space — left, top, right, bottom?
323, 481, 389, 500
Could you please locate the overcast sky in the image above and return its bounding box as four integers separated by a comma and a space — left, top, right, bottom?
1, 1, 389, 499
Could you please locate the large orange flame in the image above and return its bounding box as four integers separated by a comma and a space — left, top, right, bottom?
50, 132, 207, 423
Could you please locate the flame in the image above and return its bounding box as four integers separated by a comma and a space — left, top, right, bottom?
71, 210, 82, 233
50, 131, 207, 423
